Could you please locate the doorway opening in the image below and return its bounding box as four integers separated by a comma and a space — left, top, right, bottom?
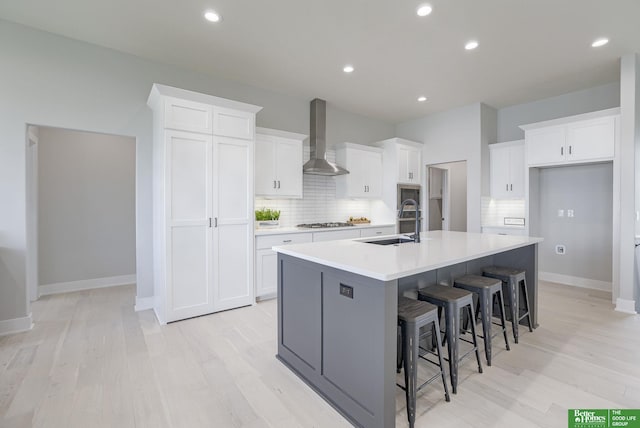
25, 125, 137, 310
426, 161, 467, 231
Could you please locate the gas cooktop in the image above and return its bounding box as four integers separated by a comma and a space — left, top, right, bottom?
296, 222, 354, 229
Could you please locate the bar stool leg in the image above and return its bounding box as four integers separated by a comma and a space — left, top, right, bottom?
521, 278, 534, 332
496, 290, 511, 351
403, 320, 419, 428
432, 318, 451, 402
444, 302, 459, 394
507, 279, 519, 344
468, 303, 483, 374
479, 289, 493, 366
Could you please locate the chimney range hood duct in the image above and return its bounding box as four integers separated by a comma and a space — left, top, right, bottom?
303, 98, 349, 176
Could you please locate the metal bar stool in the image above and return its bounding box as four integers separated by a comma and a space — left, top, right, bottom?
453, 274, 510, 366
417, 285, 483, 394
483, 266, 534, 344
397, 296, 450, 428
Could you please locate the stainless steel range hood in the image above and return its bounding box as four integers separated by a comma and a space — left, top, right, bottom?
303, 98, 349, 176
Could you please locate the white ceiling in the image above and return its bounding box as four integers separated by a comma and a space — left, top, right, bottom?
1, 0, 639, 123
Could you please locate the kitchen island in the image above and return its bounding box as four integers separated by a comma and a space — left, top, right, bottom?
274, 230, 543, 428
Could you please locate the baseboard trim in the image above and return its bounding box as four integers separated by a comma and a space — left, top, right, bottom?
40, 274, 136, 296
538, 271, 612, 292
615, 298, 637, 314
0, 314, 33, 336
135, 296, 154, 312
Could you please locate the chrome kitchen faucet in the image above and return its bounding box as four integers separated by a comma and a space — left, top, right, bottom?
399, 199, 421, 243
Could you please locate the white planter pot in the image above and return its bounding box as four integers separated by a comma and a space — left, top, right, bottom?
256, 220, 280, 229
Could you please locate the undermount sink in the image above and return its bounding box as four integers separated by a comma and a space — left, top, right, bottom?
363, 237, 415, 246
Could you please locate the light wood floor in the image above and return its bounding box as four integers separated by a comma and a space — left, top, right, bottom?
0, 281, 638, 428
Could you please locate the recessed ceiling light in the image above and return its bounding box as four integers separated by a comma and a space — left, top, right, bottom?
417, 96, 427, 102
343, 65, 354, 73
592, 38, 609, 48
417, 4, 433, 17
465, 40, 479, 50
204, 10, 221, 22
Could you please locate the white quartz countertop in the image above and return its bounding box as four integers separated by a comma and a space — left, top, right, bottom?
274, 230, 543, 281
255, 223, 395, 236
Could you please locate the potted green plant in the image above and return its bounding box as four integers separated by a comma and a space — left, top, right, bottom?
255, 208, 281, 229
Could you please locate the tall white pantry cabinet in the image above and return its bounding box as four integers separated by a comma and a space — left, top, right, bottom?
148, 84, 262, 323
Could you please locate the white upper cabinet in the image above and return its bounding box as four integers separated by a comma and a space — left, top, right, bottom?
255, 128, 306, 198
523, 111, 617, 167
374, 138, 423, 184
490, 140, 525, 199
335, 143, 383, 199
164, 97, 213, 134
213, 107, 255, 140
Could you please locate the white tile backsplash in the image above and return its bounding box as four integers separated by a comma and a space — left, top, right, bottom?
481, 196, 526, 227
255, 147, 373, 227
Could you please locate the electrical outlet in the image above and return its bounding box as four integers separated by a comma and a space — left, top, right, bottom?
567, 209, 574, 218
555, 245, 566, 255
558, 209, 564, 217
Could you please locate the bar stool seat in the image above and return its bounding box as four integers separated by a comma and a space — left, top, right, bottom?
483, 266, 534, 344
417, 285, 483, 394
453, 275, 510, 366
397, 296, 450, 428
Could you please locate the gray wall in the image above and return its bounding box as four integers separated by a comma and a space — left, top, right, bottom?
537, 163, 613, 282
497, 82, 620, 142
38, 127, 136, 285
0, 19, 394, 322
396, 103, 483, 232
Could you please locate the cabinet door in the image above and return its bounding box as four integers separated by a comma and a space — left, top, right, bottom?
166, 131, 214, 321
397, 147, 410, 183
526, 126, 566, 166
275, 139, 303, 198
363, 150, 383, 197
566, 117, 615, 162
255, 137, 277, 196
164, 98, 213, 134
490, 145, 511, 199
406, 148, 421, 183
508, 144, 525, 197
255, 249, 277, 298
213, 137, 254, 312
213, 107, 255, 140
312, 229, 361, 242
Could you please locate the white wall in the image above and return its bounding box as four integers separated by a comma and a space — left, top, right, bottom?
395, 103, 484, 232
497, 82, 621, 142
37, 127, 136, 285
0, 20, 394, 325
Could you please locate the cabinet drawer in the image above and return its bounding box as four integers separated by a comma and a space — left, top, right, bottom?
256, 233, 312, 249
360, 226, 395, 238
213, 107, 255, 139
164, 97, 213, 134
313, 229, 361, 242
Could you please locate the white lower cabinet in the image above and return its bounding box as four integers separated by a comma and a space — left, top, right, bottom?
255, 233, 312, 299
254, 226, 395, 300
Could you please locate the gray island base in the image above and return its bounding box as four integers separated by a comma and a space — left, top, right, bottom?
275, 231, 541, 428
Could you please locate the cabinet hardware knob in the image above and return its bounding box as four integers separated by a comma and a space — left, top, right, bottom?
209, 218, 212, 228
214, 217, 218, 227
273, 180, 277, 188
561, 147, 564, 156
283, 239, 292, 243
569, 145, 572, 155
277, 180, 281, 189
510, 184, 513, 191
506, 184, 509, 191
